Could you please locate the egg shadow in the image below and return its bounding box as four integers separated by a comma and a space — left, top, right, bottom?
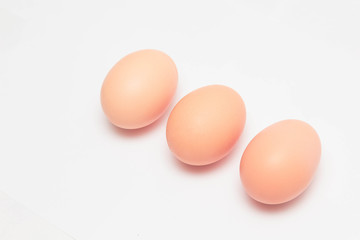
241, 166, 322, 213
173, 135, 246, 174
244, 190, 307, 213
103, 104, 173, 138
102, 87, 183, 138
173, 154, 230, 174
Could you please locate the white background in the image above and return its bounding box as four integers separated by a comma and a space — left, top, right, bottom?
1, 0, 360, 239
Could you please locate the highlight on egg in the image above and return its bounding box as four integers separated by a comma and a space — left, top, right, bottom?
101, 49, 178, 129
240, 119, 321, 205
166, 85, 246, 166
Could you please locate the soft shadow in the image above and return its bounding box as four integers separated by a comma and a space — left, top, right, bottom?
173, 154, 231, 174
103, 105, 173, 138
244, 191, 307, 213
242, 171, 320, 213
173, 135, 245, 174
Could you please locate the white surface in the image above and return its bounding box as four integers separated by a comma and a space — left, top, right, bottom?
1, 0, 360, 239
0, 192, 74, 240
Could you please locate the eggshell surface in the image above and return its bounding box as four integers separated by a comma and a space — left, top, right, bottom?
101, 49, 178, 129
166, 85, 246, 166
240, 119, 321, 205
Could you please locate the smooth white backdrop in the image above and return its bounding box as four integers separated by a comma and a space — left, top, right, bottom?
1, 0, 360, 239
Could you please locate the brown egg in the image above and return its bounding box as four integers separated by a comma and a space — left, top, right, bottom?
240, 120, 321, 205
101, 49, 178, 129
166, 85, 246, 166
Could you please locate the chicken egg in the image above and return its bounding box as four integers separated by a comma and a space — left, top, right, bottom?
166, 85, 246, 166
101, 49, 178, 129
240, 119, 321, 204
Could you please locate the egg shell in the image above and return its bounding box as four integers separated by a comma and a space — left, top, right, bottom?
101, 49, 178, 129
166, 85, 246, 166
240, 119, 321, 205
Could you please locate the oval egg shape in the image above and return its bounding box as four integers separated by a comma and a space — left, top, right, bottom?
240, 119, 321, 205
101, 49, 178, 129
166, 85, 246, 166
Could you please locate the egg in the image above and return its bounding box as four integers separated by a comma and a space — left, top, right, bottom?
101, 49, 178, 129
166, 85, 246, 166
240, 119, 321, 204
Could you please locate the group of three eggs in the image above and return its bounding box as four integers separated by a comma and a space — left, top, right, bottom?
101, 49, 321, 205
